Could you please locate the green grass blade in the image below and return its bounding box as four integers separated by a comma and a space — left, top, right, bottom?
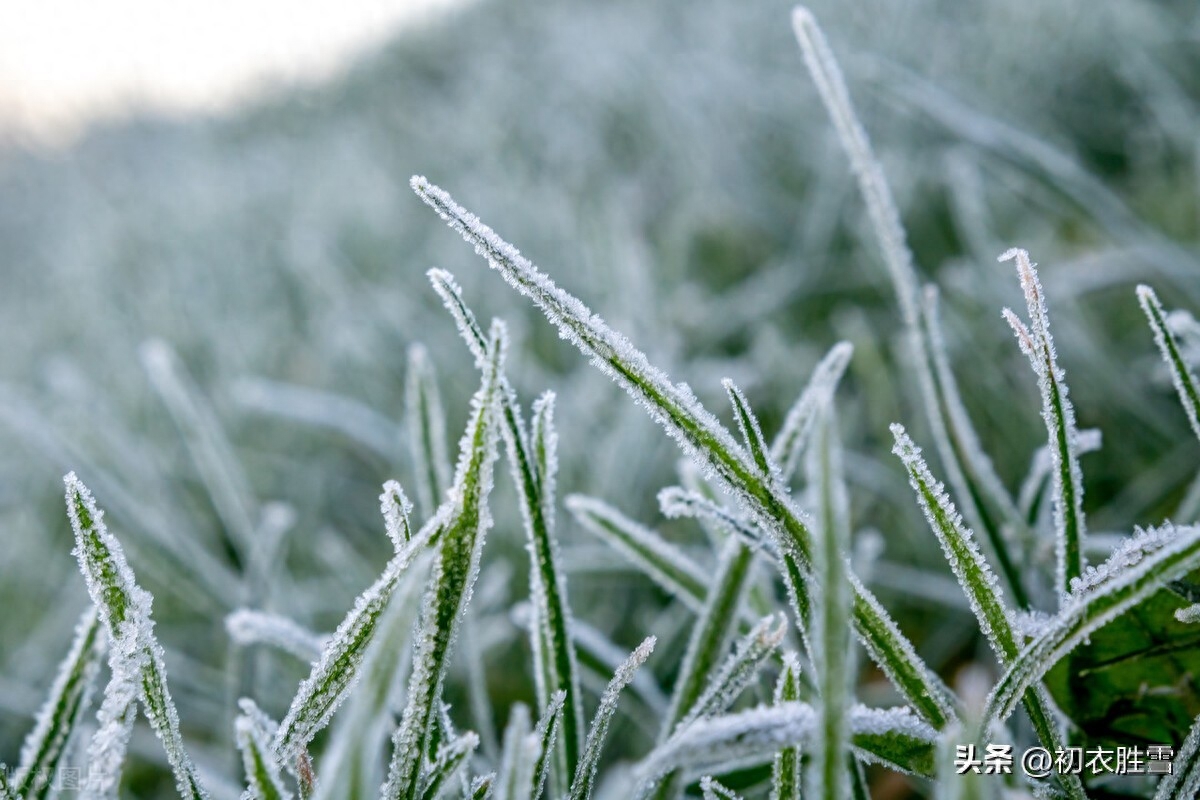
470, 774, 496, 800
411, 177, 954, 729
407, 342, 452, 518
569, 636, 656, 800
237, 700, 292, 800
384, 325, 505, 800
83, 668, 139, 797
891, 425, 1085, 800
15, 606, 103, 799
571, 620, 669, 716
723, 379, 773, 476
770, 341, 853, 484
272, 515, 440, 762
1139, 285, 1200, 444
770, 654, 801, 800
983, 523, 1200, 729
530, 691, 566, 800
566, 495, 708, 612
429, 269, 584, 780
65, 473, 210, 800
382, 481, 415, 551
1001, 248, 1087, 597
1154, 710, 1200, 799
678, 613, 787, 730
808, 404, 853, 800
0, 767, 12, 800
419, 733, 480, 800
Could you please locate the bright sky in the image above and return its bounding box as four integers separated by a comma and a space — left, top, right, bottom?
0, 0, 459, 146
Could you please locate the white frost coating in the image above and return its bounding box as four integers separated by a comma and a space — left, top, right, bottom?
274, 508, 442, 761
1153, 709, 1200, 800
381, 480, 414, 552
65, 473, 209, 800
678, 613, 787, 730
635, 701, 934, 789
236, 699, 293, 800
226, 609, 328, 663
770, 341, 853, 483
1176, 603, 1200, 624
657, 487, 775, 557
496, 703, 532, 800
986, 523, 1200, 726
699, 776, 743, 800
1138, 285, 1200, 443
1012, 610, 1056, 639
532, 392, 560, 527
790, 9, 920, 326
428, 269, 490, 366
722, 379, 776, 478
1000, 248, 1087, 599
570, 619, 670, 715
566, 494, 709, 611
81, 666, 139, 800
420, 732, 480, 800
569, 636, 656, 800
1018, 429, 1102, 522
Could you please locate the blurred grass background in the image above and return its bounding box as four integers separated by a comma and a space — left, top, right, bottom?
0, 0, 1198, 795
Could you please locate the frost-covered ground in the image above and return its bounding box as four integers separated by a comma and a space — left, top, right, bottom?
1, 0, 1198, 795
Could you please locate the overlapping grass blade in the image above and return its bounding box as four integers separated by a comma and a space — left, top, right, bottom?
384, 325, 505, 800
808, 404, 853, 800
530, 692, 565, 800
657, 488, 774, 556
419, 733, 480, 800
227, 609, 326, 663
891, 425, 1085, 800
407, 342, 452, 518
82, 667, 139, 798
634, 702, 936, 792
470, 774, 496, 800
1000, 248, 1087, 596
570, 620, 669, 716
429, 269, 583, 781
769, 655, 801, 800
15, 606, 103, 799
272, 512, 439, 763
65, 473, 209, 800
411, 176, 954, 729
983, 523, 1200, 728
237, 700, 292, 800
1154, 710, 1200, 799
0, 767, 12, 800
678, 613, 786, 730
569, 636, 656, 800
1138, 285, 1200, 444
566, 495, 707, 612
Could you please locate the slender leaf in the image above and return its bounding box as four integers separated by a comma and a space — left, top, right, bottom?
770, 341, 853, 484
237, 700, 292, 800
1139, 285, 1200, 444
470, 774, 496, 800
699, 776, 742, 800
407, 342, 452, 517
419, 733, 480, 800
770, 655, 801, 800
411, 177, 954, 729
678, 613, 787, 730
15, 606, 103, 799
1154, 710, 1200, 799
226, 610, 327, 664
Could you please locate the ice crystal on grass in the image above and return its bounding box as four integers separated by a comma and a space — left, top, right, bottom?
698, 776, 742, 800
382, 481, 415, 552
237, 700, 292, 800
226, 610, 327, 663
407, 343, 452, 518
770, 341, 853, 484
677, 613, 786, 730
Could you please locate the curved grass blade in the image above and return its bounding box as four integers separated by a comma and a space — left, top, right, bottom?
407, 342, 452, 518
983, 523, 1200, 729
1000, 248, 1086, 597
382, 481, 415, 552
1138, 285, 1200, 444
770, 341, 853, 484
808, 404, 853, 800
569, 636, 656, 800
0, 768, 11, 800
272, 516, 440, 763
634, 702, 936, 793
566, 495, 707, 612
678, 613, 787, 731
723, 380, 773, 477
429, 270, 584, 781
571, 620, 669, 716
891, 426, 1085, 800
237, 700, 292, 800
699, 776, 742, 800
411, 177, 954, 730
530, 692, 565, 800
227, 610, 327, 664
15, 606, 104, 799
384, 325, 505, 800
770, 655, 801, 800
65, 473, 209, 800
1154, 710, 1200, 799
658, 488, 774, 557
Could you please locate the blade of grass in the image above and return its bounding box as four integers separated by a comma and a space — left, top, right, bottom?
1154, 710, 1200, 799
1138, 285, 1200, 444
383, 324, 505, 800
411, 177, 955, 730
407, 342, 452, 518
770, 655, 801, 800
770, 342, 853, 484
15, 606, 103, 800
237, 700, 292, 800
65, 473, 210, 800
419, 733, 480, 800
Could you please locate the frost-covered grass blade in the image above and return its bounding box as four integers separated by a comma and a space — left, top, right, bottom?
1153, 709, 1200, 799
65, 473, 210, 800
227, 609, 327, 664
1138, 285, 1200, 444
384, 324, 505, 800
14, 606, 103, 800
770, 341, 853, 484
769, 655, 801, 800
699, 776, 742, 800
407, 343, 452, 518
237, 700, 292, 800
677, 613, 786, 730
419, 733, 479, 800
410, 176, 954, 730
1000, 248, 1087, 596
